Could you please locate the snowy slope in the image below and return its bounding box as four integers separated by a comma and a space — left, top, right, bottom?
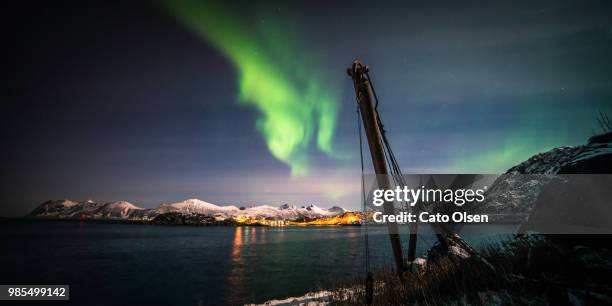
481, 137, 612, 217
27, 199, 80, 218
27, 200, 144, 219
300, 204, 337, 218
99, 201, 144, 219
152, 198, 239, 215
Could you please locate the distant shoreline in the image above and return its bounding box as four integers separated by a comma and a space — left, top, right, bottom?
2, 217, 363, 227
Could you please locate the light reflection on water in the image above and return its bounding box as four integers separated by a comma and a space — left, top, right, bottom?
223, 224, 513, 304
0, 222, 514, 305
228, 226, 245, 304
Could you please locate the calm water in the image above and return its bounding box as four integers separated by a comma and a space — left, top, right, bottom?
0, 221, 514, 305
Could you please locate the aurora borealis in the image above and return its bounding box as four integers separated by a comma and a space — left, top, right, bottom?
3, 0, 612, 216
163, 0, 339, 176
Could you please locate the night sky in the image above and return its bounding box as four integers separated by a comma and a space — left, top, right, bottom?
3, 0, 612, 216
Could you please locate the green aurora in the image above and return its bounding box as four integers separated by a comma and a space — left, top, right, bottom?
163, 0, 339, 176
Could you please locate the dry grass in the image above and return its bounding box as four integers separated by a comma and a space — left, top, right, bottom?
326, 235, 612, 305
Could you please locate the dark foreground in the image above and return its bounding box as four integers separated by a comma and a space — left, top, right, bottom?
329, 235, 612, 305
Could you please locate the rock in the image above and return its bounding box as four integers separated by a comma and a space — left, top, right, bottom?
588, 132, 612, 144
406, 257, 427, 273
479, 136, 612, 226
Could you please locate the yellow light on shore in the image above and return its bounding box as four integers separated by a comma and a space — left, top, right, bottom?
231, 212, 362, 226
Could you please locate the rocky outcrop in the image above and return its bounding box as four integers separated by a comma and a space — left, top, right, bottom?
481, 133, 612, 223
150, 212, 233, 225
27, 199, 143, 220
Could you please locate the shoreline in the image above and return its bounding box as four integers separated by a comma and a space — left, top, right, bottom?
1, 217, 362, 227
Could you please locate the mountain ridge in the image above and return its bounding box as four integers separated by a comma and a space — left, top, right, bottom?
27, 198, 352, 222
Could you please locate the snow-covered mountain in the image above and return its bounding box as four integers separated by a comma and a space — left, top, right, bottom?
29, 199, 144, 219
151, 198, 240, 215
480, 133, 612, 219
27, 198, 351, 222
28, 199, 80, 218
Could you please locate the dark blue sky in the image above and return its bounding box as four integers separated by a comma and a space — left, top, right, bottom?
3, 0, 612, 216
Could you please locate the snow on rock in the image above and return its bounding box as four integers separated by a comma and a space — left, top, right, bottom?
506, 140, 612, 175
328, 206, 349, 214
301, 204, 336, 218
481, 136, 612, 219
506, 146, 582, 175
27, 199, 145, 219
27, 199, 80, 217
449, 245, 471, 259
279, 204, 296, 210
248, 287, 358, 306
100, 201, 143, 219
240, 205, 299, 219
246, 290, 333, 306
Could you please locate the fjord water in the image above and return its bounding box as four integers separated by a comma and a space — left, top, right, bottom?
0, 221, 512, 305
